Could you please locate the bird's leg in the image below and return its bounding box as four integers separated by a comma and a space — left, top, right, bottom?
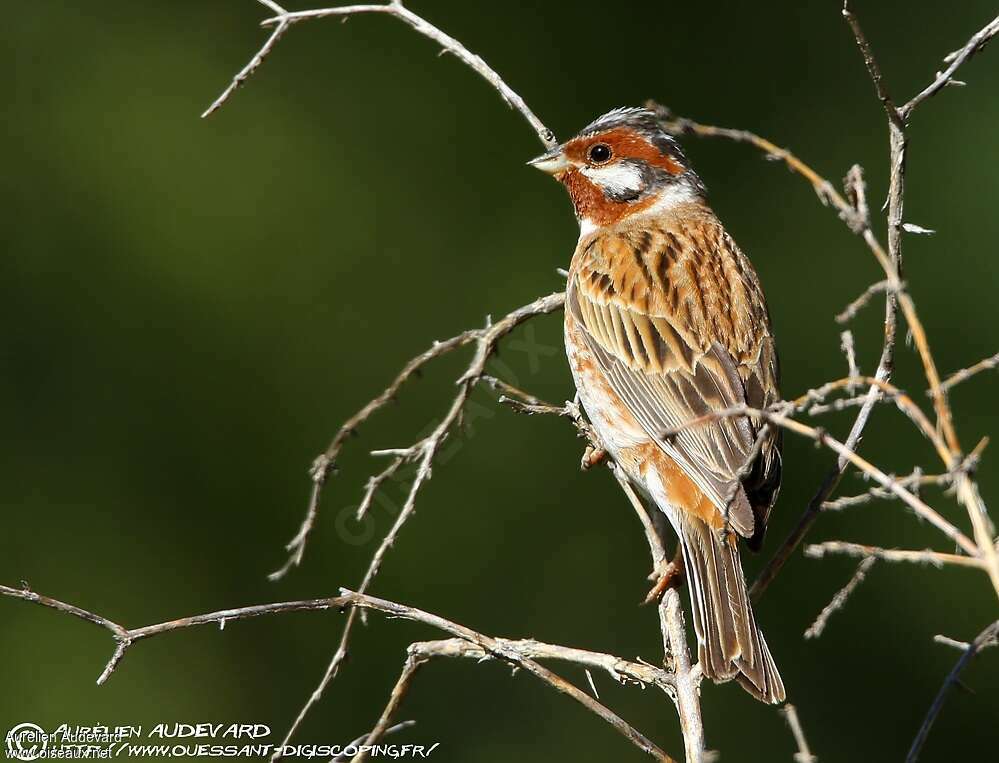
642, 545, 685, 605
580, 445, 607, 470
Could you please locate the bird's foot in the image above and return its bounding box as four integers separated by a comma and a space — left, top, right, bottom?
580, 446, 607, 470
642, 549, 684, 605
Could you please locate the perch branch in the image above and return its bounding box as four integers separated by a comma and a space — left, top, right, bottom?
662, 588, 705, 763
495, 387, 704, 761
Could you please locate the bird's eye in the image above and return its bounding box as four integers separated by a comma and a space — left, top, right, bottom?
587, 143, 612, 164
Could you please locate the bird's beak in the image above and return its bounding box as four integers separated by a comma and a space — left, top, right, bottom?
528, 148, 570, 176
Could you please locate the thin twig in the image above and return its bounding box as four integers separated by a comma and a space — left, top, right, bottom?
781, 704, 818, 763
902, 15, 999, 119
821, 469, 948, 511
350, 652, 427, 763
804, 557, 876, 639
206, 1, 557, 149
835, 279, 894, 324
0, 583, 336, 683
939, 351, 999, 394
842, 3, 905, 127
840, 331, 860, 389
906, 620, 999, 763
645, 101, 861, 229
202, 1, 291, 118
804, 542, 983, 570
332, 721, 415, 762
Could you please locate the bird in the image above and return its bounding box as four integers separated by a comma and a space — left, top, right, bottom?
529, 106, 785, 704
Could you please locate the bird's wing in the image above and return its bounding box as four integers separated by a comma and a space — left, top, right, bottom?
568, 222, 781, 539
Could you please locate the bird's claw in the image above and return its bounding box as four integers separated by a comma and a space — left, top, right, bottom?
581, 446, 607, 470
642, 553, 684, 605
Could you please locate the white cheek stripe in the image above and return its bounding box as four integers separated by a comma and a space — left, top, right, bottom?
580, 163, 644, 197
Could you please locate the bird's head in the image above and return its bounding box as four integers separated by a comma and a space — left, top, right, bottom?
529, 107, 705, 233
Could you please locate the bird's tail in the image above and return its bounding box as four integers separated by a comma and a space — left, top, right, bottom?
679, 516, 785, 704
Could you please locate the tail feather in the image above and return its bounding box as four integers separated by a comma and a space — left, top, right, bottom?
680, 517, 785, 704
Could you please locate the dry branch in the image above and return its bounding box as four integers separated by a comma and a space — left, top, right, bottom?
804, 542, 983, 570
940, 351, 999, 394
0, 582, 674, 761
781, 704, 817, 763
273, 292, 567, 757
205, 0, 557, 150
804, 556, 876, 640
906, 620, 999, 763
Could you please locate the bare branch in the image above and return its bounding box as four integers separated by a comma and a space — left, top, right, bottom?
840, 331, 860, 390
940, 351, 999, 394
821, 469, 949, 511
406, 637, 674, 693
842, 3, 904, 127
332, 722, 414, 762
804, 556, 876, 640
902, 15, 999, 119
662, 588, 705, 763
906, 620, 999, 763
202, 1, 291, 118
933, 634, 971, 652
781, 704, 818, 763
0, 583, 336, 683
332, 590, 673, 762
272, 291, 563, 579
835, 279, 894, 324
804, 542, 983, 570
351, 651, 426, 763
206, 2, 557, 150
1, 581, 675, 761
645, 101, 862, 229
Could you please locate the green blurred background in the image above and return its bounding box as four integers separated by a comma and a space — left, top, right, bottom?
4, 1, 999, 760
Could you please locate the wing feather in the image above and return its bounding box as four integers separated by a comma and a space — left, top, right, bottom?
569, 218, 781, 539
